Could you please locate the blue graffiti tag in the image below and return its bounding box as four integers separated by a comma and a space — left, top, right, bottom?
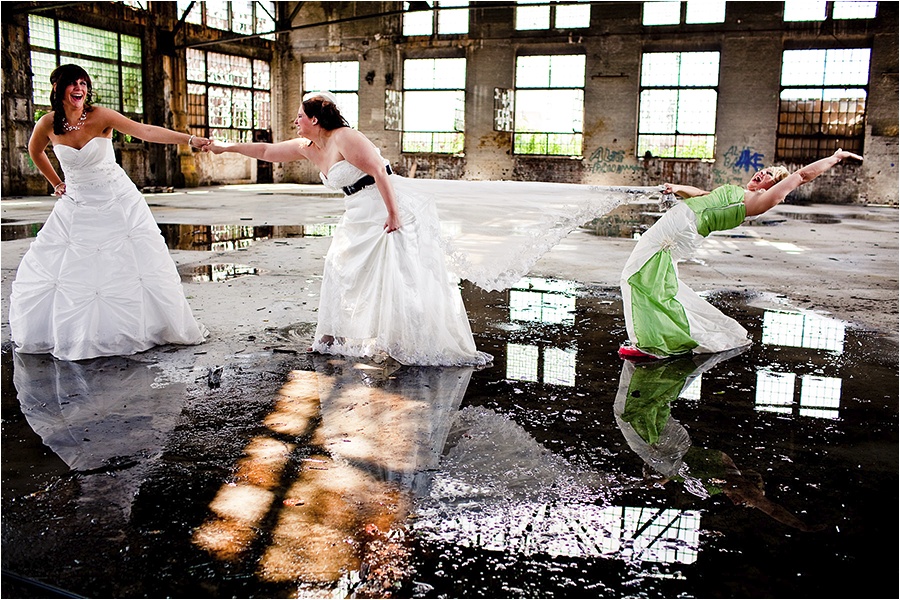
726, 147, 766, 172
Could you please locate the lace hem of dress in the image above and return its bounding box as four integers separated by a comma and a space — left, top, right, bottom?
311, 337, 493, 368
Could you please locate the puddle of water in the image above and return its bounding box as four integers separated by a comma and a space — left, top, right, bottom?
0, 222, 337, 248
581, 202, 663, 238
0, 279, 896, 598
0, 222, 43, 242
178, 263, 262, 283
157, 224, 336, 251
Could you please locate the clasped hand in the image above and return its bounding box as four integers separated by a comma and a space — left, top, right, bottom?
200, 139, 228, 154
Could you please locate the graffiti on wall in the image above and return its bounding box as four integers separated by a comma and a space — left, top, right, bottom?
587, 146, 644, 175
723, 145, 765, 173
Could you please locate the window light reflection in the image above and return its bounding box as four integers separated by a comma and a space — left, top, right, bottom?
505, 343, 577, 387
799, 375, 842, 419
761, 309, 845, 353
414, 502, 700, 565
679, 374, 702, 400
755, 371, 842, 419
509, 277, 578, 325
506, 343, 539, 382
543, 347, 576, 387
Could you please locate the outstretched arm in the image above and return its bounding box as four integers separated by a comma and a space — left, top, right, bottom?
205, 138, 309, 163
744, 149, 863, 217
663, 183, 710, 198
94, 106, 209, 148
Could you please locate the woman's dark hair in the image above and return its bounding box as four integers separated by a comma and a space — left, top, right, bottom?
49, 64, 94, 135
302, 95, 349, 130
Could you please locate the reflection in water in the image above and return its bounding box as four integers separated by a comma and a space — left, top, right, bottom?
157, 223, 336, 251
614, 350, 822, 533
1, 222, 43, 241
505, 277, 579, 386
179, 263, 260, 283
509, 277, 578, 325
3, 277, 894, 598
192, 357, 473, 595
1, 222, 338, 247
757, 308, 845, 419
762, 308, 845, 353
12, 350, 188, 518
412, 405, 636, 558
412, 405, 701, 565
506, 343, 577, 386
756, 371, 842, 419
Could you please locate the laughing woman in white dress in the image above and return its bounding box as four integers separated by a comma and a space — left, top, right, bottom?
9, 64, 209, 361
206, 92, 493, 367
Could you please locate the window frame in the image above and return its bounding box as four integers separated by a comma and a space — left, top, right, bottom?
28, 14, 144, 128
402, 1, 470, 37
177, 0, 276, 38
783, 0, 879, 22
400, 57, 467, 155
186, 48, 272, 144
512, 53, 586, 158
514, 0, 592, 31
636, 50, 721, 160
775, 47, 870, 162
302, 60, 361, 130
641, 0, 727, 26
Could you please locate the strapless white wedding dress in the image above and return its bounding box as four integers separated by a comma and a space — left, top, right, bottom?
8, 137, 207, 361
314, 160, 492, 366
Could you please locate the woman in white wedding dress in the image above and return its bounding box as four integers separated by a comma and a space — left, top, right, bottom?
207, 92, 493, 366
9, 64, 209, 361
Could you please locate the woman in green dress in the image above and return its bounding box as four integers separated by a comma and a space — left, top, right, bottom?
619, 149, 863, 360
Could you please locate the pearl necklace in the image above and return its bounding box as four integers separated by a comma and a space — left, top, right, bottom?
63, 110, 87, 132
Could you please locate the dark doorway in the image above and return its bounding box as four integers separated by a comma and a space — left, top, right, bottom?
253, 129, 273, 183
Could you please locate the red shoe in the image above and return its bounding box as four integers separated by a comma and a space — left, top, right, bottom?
618, 342, 662, 361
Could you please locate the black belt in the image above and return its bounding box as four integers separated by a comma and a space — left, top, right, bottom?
342, 164, 393, 196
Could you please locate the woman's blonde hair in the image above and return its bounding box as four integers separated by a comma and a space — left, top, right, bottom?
765, 165, 790, 182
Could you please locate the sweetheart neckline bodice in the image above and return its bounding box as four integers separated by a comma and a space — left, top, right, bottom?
54, 136, 111, 152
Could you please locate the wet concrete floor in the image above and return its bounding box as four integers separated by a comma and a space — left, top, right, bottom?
2, 186, 897, 598
2, 277, 897, 599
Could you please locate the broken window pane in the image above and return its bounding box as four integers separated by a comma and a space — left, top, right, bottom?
493, 88, 515, 132
256, 1, 276, 36
28, 15, 142, 119
206, 1, 230, 30
187, 49, 271, 141
232, 0, 254, 34
777, 48, 870, 161
385, 89, 403, 131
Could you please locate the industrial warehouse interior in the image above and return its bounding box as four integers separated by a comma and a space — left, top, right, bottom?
1, 2, 897, 599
